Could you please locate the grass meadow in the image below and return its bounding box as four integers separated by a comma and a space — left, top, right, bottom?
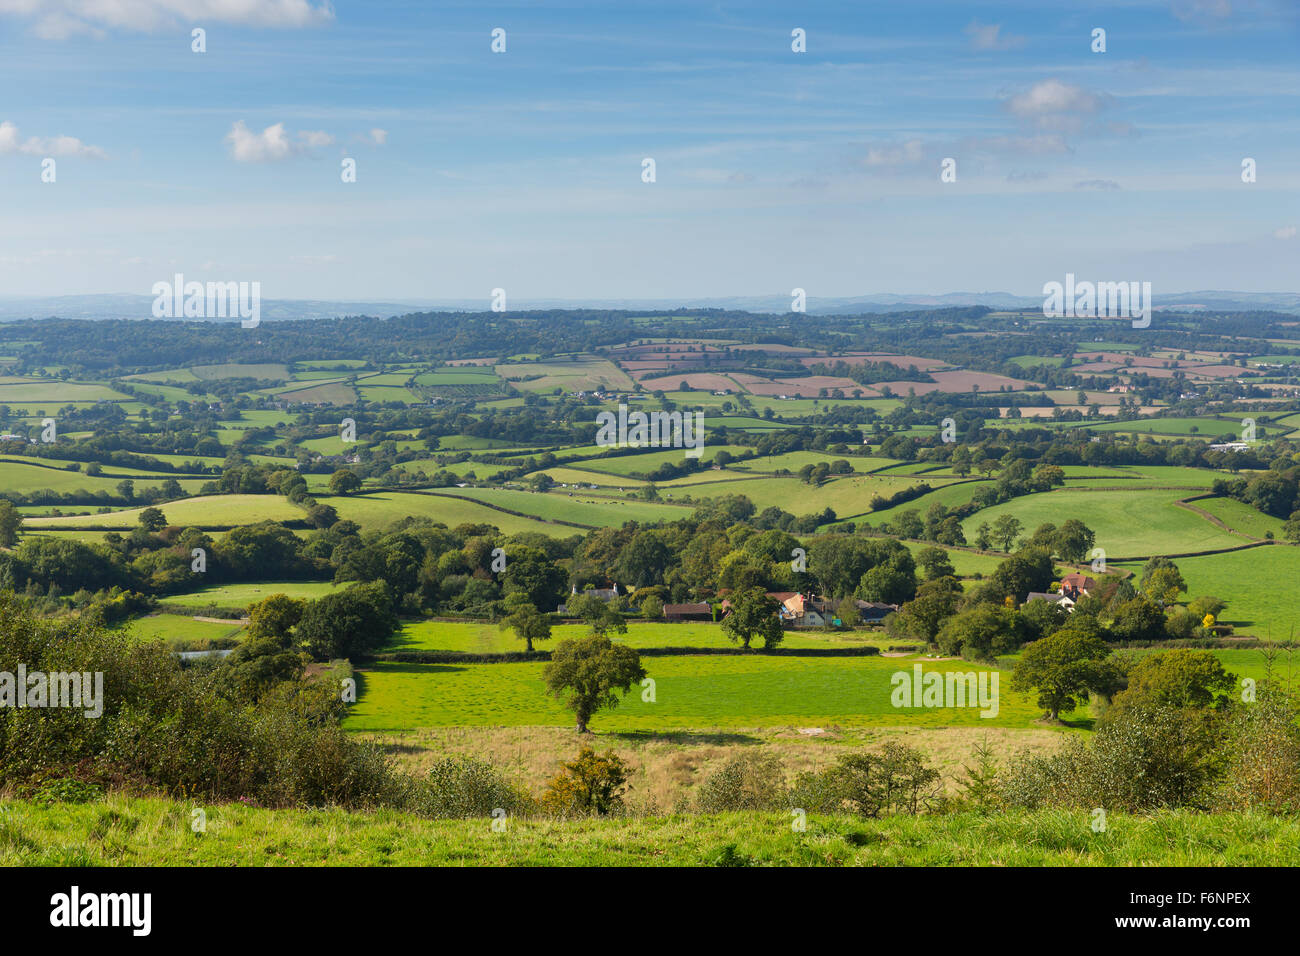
3, 796, 1296, 866
960, 487, 1244, 558
343, 653, 1037, 733
1115, 545, 1300, 636
158, 580, 347, 609
22, 494, 303, 530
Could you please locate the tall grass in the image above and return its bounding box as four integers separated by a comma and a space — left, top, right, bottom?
1, 796, 1296, 866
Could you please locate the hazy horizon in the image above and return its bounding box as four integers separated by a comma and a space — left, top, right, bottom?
2, 0, 1296, 301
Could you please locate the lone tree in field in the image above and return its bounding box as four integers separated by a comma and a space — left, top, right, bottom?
543, 634, 646, 733
329, 469, 363, 495
499, 592, 552, 653
721, 586, 783, 650
1010, 626, 1117, 721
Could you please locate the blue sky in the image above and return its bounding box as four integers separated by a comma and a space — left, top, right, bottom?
1, 0, 1296, 301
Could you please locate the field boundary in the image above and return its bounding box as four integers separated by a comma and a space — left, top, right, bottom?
360, 645, 884, 664
1175, 493, 1265, 543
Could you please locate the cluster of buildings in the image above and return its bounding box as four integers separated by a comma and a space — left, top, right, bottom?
1024, 572, 1095, 611
558, 585, 897, 628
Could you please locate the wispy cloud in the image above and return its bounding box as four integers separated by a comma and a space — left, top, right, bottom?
0, 120, 105, 158
0, 0, 334, 39
1171, 0, 1234, 24
297, 130, 335, 149
964, 21, 1026, 51
1004, 79, 1108, 128
863, 139, 925, 167
226, 121, 294, 162
226, 122, 344, 161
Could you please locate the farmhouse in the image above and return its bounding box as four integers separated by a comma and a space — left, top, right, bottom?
1058, 573, 1095, 600
663, 602, 712, 621
719, 592, 898, 628
1024, 591, 1076, 611
854, 600, 900, 624
556, 583, 622, 614
776, 592, 825, 627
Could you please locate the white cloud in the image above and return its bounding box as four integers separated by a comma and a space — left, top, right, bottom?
864, 139, 925, 167
225, 121, 293, 162
1002, 79, 1115, 136
1006, 79, 1105, 120
964, 21, 1026, 51
1275, 226, 1297, 240
227, 123, 378, 160
0, 0, 334, 38
0, 120, 106, 158
298, 130, 335, 148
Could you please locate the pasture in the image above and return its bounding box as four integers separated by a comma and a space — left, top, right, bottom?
1115, 545, 1300, 636
960, 487, 1245, 558
7, 796, 1298, 866
343, 654, 1034, 732
22, 494, 304, 530
390, 620, 890, 654
158, 580, 347, 609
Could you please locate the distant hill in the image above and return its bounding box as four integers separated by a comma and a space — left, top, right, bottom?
1, 289, 1297, 321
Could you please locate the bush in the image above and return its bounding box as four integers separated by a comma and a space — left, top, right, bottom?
696, 751, 789, 812
1001, 703, 1222, 812
416, 756, 532, 818
540, 746, 631, 816
1211, 684, 1300, 813
0, 593, 404, 810
819, 744, 942, 817
32, 778, 103, 805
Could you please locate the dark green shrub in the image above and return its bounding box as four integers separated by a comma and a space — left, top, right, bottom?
696, 751, 789, 812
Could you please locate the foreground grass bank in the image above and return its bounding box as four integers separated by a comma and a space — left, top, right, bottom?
3, 796, 1298, 866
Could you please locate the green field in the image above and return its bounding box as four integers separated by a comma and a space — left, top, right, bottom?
23, 494, 304, 530
565, 444, 754, 476
192, 363, 290, 381
1083, 416, 1271, 439
326, 491, 585, 536
1192, 496, 1288, 539
495, 358, 634, 393
358, 385, 424, 404
0, 459, 208, 497
117, 615, 246, 646
866, 480, 995, 524
415, 370, 502, 385
344, 654, 1032, 732
0, 381, 130, 402
667, 474, 946, 518
6, 796, 1296, 866
1115, 545, 1300, 635
390, 620, 890, 655
444, 486, 691, 526
960, 487, 1244, 558
158, 580, 347, 609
